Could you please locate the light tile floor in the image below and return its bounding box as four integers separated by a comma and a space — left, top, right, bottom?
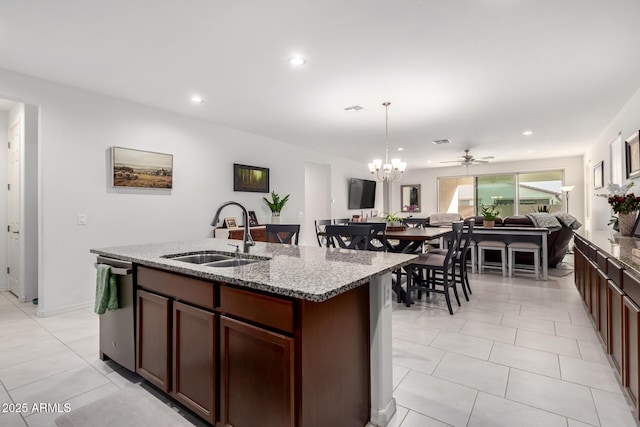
0, 262, 638, 426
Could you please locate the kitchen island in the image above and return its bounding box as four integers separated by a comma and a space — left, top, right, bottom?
91, 239, 416, 427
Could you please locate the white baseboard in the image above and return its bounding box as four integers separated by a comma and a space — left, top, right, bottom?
368, 397, 396, 427
36, 300, 94, 317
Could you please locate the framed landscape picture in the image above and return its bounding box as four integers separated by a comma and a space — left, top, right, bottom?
233, 163, 269, 193
593, 161, 604, 189
626, 130, 640, 179
112, 146, 173, 189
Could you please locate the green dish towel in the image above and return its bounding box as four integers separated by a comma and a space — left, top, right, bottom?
95, 264, 118, 315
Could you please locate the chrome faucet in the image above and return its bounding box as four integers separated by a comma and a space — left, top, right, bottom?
211, 201, 255, 253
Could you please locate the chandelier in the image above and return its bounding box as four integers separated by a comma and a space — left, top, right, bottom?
367, 101, 407, 182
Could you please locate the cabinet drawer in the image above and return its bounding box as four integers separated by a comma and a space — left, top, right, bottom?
219, 285, 294, 333
137, 267, 215, 310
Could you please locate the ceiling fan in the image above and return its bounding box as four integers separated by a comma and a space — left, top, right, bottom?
440, 149, 494, 167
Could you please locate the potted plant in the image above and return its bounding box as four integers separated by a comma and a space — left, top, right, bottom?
381, 211, 405, 230
263, 191, 290, 224
480, 204, 500, 227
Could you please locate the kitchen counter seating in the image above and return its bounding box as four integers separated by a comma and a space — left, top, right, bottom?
461, 215, 576, 268
91, 239, 415, 427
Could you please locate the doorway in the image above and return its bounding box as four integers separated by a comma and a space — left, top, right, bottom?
304, 162, 331, 246
7, 119, 20, 297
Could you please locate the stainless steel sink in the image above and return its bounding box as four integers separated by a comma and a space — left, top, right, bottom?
205, 258, 261, 268
169, 254, 232, 264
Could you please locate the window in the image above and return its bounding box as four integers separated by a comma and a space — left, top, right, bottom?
438, 170, 564, 216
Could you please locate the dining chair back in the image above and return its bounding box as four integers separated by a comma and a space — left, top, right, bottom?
314, 219, 333, 247
265, 224, 300, 244
333, 218, 351, 225
349, 222, 387, 252
402, 217, 428, 228
324, 225, 372, 250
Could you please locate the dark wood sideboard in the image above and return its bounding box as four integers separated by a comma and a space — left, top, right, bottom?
213, 226, 267, 242
574, 232, 640, 419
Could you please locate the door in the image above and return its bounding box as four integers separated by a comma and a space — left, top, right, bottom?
220, 315, 294, 427
137, 289, 171, 392
7, 120, 20, 297
172, 301, 216, 424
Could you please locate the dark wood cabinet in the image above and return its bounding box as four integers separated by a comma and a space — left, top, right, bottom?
172, 301, 216, 424
598, 269, 608, 343
220, 316, 294, 427
134, 267, 371, 427
137, 289, 171, 392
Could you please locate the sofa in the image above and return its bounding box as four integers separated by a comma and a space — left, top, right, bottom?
463, 214, 578, 268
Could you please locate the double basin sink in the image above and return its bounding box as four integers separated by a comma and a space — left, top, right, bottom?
165, 252, 264, 268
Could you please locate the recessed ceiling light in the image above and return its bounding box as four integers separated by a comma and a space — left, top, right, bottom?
190, 95, 203, 103
289, 57, 306, 65
397, 147, 404, 151
527, 150, 534, 154
426, 160, 432, 163
522, 130, 533, 136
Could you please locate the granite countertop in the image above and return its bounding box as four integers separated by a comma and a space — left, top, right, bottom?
91, 239, 417, 302
576, 230, 640, 280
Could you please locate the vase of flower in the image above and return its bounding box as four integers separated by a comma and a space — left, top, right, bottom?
618, 211, 637, 236
597, 182, 640, 235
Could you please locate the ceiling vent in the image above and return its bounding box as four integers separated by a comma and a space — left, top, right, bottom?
432, 139, 452, 145
344, 105, 364, 112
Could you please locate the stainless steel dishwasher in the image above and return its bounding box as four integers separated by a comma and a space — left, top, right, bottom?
95, 255, 135, 372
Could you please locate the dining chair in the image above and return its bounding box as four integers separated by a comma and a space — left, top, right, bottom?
428, 219, 475, 297
349, 222, 387, 252
314, 219, 333, 247
403, 221, 464, 315
265, 224, 300, 244
333, 218, 351, 225
402, 217, 428, 229
324, 225, 372, 250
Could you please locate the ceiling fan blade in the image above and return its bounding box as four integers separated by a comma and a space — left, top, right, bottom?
472, 159, 490, 163
478, 156, 495, 160
440, 160, 462, 163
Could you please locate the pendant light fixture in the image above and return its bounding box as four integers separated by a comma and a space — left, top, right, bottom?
368, 102, 406, 182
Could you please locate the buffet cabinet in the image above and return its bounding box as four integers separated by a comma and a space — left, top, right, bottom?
573, 235, 640, 415
135, 266, 371, 427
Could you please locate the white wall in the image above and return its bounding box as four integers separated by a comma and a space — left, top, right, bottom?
585, 87, 640, 231
304, 162, 331, 245
0, 67, 372, 315
390, 155, 585, 225
0, 110, 7, 290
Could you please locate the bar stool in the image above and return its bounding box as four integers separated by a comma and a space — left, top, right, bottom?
477, 240, 507, 276
508, 241, 541, 278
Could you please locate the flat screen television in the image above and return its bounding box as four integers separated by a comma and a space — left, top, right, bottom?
348, 178, 376, 209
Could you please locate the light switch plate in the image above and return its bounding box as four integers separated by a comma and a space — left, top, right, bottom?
77, 214, 87, 225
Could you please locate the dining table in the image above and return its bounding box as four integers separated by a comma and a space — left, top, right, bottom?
384, 226, 453, 253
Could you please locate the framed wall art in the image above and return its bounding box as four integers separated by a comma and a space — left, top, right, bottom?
248, 210, 259, 226
593, 161, 604, 189
112, 146, 173, 189
625, 130, 640, 179
233, 163, 269, 193
224, 217, 238, 228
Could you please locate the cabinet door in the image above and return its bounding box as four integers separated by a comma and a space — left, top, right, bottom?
574, 249, 584, 294
220, 316, 294, 427
623, 296, 640, 413
608, 280, 624, 373
598, 269, 608, 345
171, 302, 216, 424
137, 289, 171, 392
